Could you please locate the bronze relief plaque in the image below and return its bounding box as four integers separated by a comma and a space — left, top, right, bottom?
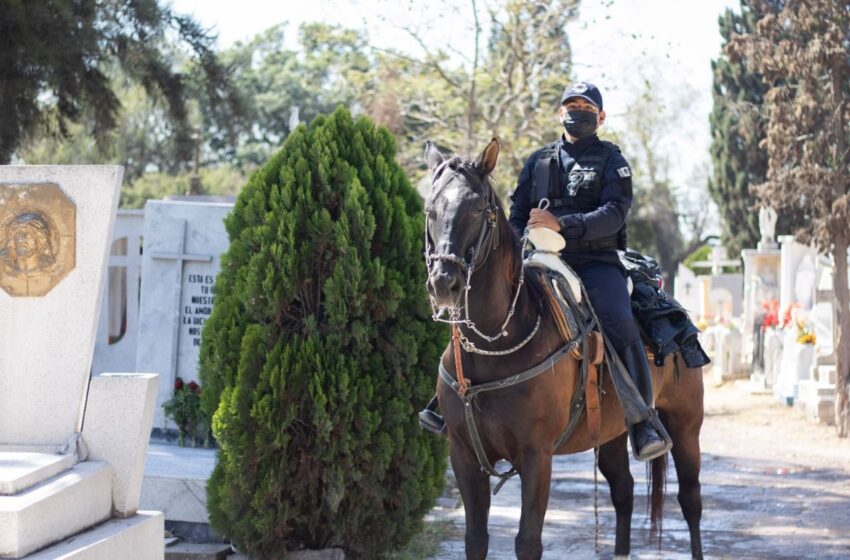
0, 183, 76, 297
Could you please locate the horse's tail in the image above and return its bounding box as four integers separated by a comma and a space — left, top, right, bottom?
647, 452, 668, 547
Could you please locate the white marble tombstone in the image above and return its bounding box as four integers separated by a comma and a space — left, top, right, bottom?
741, 247, 781, 367
674, 264, 700, 319
92, 209, 145, 376
0, 166, 162, 559
712, 326, 745, 384
136, 199, 233, 431
778, 235, 817, 313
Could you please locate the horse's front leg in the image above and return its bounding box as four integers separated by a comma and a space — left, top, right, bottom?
515, 448, 553, 560
451, 443, 492, 560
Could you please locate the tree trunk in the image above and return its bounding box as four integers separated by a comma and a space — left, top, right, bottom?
834, 234, 850, 436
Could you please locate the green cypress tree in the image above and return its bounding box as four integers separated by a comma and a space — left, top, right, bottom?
709, 1, 770, 257
199, 106, 447, 558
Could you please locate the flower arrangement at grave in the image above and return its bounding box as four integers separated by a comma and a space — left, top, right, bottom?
760, 299, 780, 330
161, 377, 210, 447
781, 302, 800, 329
198, 107, 447, 558
795, 318, 816, 345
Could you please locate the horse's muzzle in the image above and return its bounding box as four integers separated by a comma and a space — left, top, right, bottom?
427, 267, 463, 308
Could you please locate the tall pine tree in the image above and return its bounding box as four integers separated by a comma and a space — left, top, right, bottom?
199, 107, 447, 557
709, 1, 770, 257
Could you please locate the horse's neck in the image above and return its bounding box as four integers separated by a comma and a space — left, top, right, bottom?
461, 243, 537, 351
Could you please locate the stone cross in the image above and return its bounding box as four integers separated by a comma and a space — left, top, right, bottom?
150, 218, 212, 391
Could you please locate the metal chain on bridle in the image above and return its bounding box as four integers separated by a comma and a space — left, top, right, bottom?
424, 160, 540, 355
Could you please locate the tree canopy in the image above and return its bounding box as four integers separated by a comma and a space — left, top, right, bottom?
0, 0, 240, 165
728, 0, 850, 435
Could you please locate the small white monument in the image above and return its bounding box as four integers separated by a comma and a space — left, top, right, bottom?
92, 209, 145, 376
136, 199, 233, 431
758, 205, 778, 250
742, 210, 782, 369
795, 257, 840, 424
0, 166, 162, 559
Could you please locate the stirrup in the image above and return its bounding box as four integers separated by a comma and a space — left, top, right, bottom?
418, 396, 446, 436
628, 411, 672, 461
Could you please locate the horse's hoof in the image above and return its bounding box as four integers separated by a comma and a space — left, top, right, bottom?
613, 555, 631, 560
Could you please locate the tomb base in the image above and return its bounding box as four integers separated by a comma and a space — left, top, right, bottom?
141, 444, 216, 526
26, 511, 163, 560
0, 461, 112, 558
796, 378, 836, 425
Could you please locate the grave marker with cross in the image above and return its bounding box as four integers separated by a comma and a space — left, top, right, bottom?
135, 199, 233, 431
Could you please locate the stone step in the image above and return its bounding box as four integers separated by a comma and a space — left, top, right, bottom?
26, 511, 163, 560
164, 543, 230, 560
0, 461, 112, 558
0, 452, 77, 496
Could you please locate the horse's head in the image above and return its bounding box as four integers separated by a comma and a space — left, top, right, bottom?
423, 138, 501, 310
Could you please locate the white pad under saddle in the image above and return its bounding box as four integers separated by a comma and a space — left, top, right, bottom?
523, 251, 583, 304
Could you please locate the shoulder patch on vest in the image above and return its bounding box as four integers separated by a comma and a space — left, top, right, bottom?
616, 166, 632, 178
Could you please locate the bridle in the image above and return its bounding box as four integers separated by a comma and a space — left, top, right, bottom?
424, 159, 540, 356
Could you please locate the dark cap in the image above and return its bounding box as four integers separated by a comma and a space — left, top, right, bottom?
560, 81, 603, 110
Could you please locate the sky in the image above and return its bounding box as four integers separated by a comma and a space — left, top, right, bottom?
169, 0, 739, 230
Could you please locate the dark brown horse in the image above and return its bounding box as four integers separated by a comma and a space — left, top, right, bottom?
424, 138, 704, 560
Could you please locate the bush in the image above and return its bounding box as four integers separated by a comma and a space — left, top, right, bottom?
199, 107, 447, 558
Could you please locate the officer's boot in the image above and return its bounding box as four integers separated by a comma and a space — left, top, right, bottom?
418, 395, 446, 436
620, 341, 672, 461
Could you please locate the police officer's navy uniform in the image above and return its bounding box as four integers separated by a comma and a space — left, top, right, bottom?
509, 133, 638, 349
508, 82, 669, 460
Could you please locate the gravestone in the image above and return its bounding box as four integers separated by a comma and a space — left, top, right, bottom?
741, 248, 780, 368
712, 325, 745, 385
674, 264, 700, 319
778, 235, 818, 313
796, 258, 839, 424
0, 166, 162, 559
92, 209, 145, 375
136, 199, 233, 431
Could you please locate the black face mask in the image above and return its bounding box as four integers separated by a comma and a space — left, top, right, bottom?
562, 110, 598, 139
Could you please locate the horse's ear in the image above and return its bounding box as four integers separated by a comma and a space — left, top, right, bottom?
424, 140, 444, 172
476, 137, 500, 175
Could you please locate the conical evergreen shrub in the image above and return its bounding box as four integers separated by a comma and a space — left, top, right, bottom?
199, 106, 447, 558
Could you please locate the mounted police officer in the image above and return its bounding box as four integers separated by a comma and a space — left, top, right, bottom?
508, 81, 671, 461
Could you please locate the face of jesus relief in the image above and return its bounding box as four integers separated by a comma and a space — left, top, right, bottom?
2, 212, 56, 273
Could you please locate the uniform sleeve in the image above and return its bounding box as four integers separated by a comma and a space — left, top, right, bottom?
557, 152, 633, 240
508, 152, 537, 239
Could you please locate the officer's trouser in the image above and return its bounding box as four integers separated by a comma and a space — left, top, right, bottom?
572, 262, 654, 427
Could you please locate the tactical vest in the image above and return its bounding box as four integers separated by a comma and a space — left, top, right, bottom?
531, 140, 627, 251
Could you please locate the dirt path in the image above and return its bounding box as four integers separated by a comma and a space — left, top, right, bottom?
425, 375, 850, 559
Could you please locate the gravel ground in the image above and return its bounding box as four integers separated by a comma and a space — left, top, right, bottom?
425, 374, 850, 559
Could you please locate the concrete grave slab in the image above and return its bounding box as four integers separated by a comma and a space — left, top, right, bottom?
140, 444, 216, 524
0, 166, 123, 446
